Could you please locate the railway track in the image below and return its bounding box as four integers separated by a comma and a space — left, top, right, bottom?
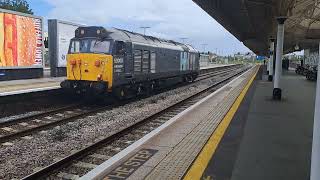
0, 65, 242, 145
0, 104, 104, 144
22, 65, 250, 180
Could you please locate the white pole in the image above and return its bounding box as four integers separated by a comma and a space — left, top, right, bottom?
310, 42, 320, 180
273, 17, 286, 100
269, 40, 275, 81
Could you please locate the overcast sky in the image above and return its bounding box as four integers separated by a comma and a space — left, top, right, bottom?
28, 0, 251, 55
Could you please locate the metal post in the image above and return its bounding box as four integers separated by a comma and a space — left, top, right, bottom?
311, 42, 320, 180
268, 39, 275, 81
140, 26, 150, 36
267, 56, 270, 73
273, 17, 286, 100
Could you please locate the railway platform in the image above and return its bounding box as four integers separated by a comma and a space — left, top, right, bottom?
80, 65, 314, 180
0, 77, 64, 97
79, 66, 258, 180
0, 64, 233, 97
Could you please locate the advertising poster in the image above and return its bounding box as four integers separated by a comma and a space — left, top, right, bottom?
0, 12, 43, 68
57, 22, 79, 67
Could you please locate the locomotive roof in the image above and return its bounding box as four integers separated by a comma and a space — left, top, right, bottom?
75, 26, 198, 52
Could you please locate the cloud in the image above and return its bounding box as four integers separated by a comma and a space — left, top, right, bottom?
42, 0, 250, 55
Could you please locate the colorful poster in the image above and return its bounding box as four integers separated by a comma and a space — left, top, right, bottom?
0, 12, 43, 68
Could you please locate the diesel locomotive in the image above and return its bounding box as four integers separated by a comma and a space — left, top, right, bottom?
60, 26, 200, 98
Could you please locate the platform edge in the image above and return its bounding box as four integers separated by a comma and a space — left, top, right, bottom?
183, 66, 259, 180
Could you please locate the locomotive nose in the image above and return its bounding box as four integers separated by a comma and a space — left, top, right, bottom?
65, 53, 114, 92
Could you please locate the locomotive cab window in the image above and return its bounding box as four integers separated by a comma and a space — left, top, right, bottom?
90, 40, 111, 54
115, 41, 125, 55
70, 40, 80, 53
69, 39, 111, 54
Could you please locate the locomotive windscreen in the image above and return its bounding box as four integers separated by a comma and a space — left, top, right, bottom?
69, 39, 112, 54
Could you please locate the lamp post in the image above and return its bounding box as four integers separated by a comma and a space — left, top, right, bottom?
140, 26, 151, 36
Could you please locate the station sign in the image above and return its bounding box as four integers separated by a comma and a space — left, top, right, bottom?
256, 56, 266, 61
0, 8, 43, 69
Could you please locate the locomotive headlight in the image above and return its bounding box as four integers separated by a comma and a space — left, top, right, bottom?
97, 29, 101, 34
95, 60, 101, 67
70, 60, 76, 66
80, 29, 85, 35
97, 74, 102, 81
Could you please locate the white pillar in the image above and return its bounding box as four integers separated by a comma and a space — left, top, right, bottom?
273, 17, 286, 100
310, 42, 320, 180
268, 39, 275, 81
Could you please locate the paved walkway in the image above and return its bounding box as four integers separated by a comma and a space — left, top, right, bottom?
203, 69, 314, 180
0, 77, 64, 95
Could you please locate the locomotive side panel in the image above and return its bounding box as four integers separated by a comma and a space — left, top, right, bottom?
156, 48, 181, 73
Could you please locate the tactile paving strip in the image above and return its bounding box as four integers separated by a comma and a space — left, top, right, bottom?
145, 67, 258, 180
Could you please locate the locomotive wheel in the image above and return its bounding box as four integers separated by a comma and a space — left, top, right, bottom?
120, 89, 125, 97
138, 86, 141, 94
115, 87, 127, 100
147, 82, 156, 95
187, 76, 194, 83
151, 83, 155, 92
182, 76, 186, 83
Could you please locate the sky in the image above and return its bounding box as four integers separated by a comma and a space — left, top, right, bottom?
27, 0, 251, 55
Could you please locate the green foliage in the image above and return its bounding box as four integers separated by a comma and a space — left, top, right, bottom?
0, 0, 33, 15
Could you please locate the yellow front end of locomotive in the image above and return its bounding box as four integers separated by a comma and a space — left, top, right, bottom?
66, 53, 113, 90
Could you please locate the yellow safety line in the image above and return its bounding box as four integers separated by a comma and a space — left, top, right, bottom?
183, 67, 259, 180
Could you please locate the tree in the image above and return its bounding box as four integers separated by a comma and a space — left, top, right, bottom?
0, 0, 33, 15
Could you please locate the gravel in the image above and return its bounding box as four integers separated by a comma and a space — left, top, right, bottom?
0, 68, 246, 179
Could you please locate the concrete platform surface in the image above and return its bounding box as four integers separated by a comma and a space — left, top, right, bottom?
200, 64, 235, 70
202, 69, 314, 180
230, 70, 314, 180
80, 66, 258, 180
0, 77, 65, 96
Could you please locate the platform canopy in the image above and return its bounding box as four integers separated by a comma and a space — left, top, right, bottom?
193, 0, 320, 55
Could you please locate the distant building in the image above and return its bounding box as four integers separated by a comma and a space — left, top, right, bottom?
200, 53, 210, 67
234, 52, 255, 61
